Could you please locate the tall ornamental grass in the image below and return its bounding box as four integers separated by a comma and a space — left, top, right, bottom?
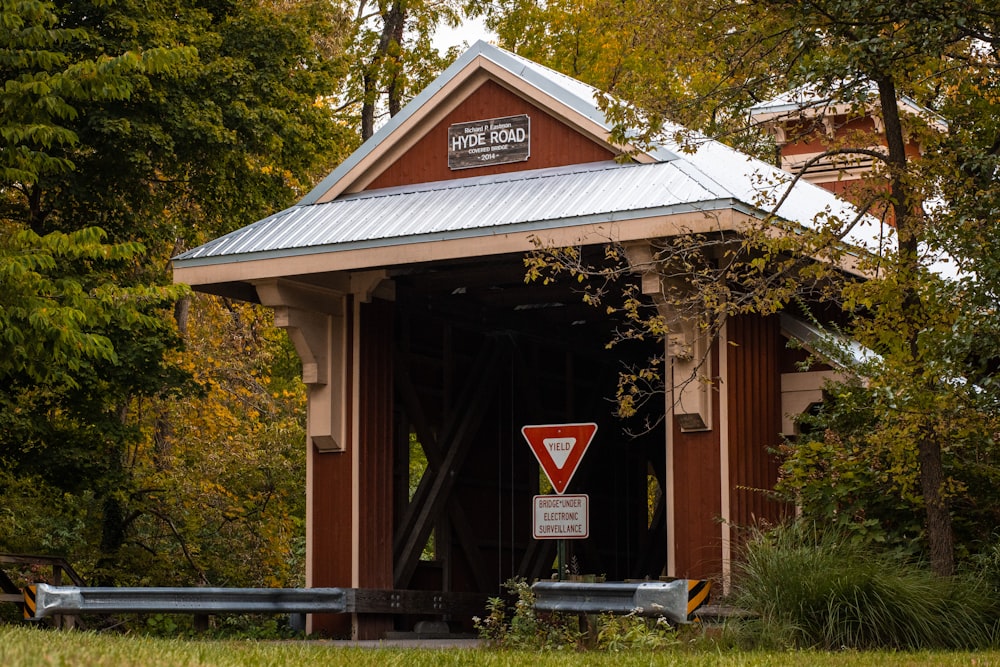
730, 522, 1000, 650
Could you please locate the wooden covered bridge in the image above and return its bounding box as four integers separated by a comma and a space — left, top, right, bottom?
172, 42, 876, 638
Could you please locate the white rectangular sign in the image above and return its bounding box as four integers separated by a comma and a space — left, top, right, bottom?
532, 494, 589, 540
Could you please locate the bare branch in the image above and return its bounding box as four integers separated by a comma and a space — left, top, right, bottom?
147, 509, 211, 585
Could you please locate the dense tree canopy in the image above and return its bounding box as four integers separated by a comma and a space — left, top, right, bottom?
0, 0, 354, 586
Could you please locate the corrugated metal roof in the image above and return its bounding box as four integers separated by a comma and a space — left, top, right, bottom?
176, 143, 886, 267
174, 41, 892, 271
662, 132, 887, 253
749, 81, 947, 131
176, 161, 730, 263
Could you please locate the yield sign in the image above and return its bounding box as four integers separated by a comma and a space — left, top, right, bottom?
521, 423, 598, 494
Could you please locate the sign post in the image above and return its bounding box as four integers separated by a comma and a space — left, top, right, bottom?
521, 423, 597, 580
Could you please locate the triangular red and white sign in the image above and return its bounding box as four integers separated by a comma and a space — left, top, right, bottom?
521, 423, 598, 494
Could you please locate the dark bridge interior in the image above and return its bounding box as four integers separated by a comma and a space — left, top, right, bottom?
388, 251, 667, 597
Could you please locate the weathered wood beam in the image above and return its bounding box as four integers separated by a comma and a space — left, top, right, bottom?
392, 362, 441, 557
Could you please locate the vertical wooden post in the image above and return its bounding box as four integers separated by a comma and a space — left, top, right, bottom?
665, 336, 723, 580
354, 297, 395, 638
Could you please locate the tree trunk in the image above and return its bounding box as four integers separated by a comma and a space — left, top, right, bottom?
96, 495, 126, 586
361, 0, 406, 140
27, 184, 46, 235
876, 76, 954, 576
918, 435, 954, 575
387, 0, 405, 118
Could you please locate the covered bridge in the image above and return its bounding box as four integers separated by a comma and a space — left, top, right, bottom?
172, 41, 875, 638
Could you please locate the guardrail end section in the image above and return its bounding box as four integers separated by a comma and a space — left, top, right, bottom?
633, 580, 688, 623
32, 583, 82, 619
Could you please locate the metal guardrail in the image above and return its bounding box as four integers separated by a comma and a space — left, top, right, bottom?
31, 584, 485, 620
34, 585, 347, 618
531, 579, 710, 625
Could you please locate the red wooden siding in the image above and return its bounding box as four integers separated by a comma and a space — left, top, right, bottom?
309, 298, 355, 637
726, 315, 788, 540
364, 79, 617, 190
670, 340, 723, 579
356, 297, 395, 638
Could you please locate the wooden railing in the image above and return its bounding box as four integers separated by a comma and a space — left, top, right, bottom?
0, 553, 85, 628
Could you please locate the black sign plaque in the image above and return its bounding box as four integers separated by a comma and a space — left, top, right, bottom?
447, 114, 530, 170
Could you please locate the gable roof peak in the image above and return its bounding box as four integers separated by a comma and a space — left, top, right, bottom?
300, 41, 674, 206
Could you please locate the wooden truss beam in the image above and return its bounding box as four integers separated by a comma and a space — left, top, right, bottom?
393, 341, 502, 589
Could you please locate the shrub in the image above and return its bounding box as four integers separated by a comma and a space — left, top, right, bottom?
730, 521, 1000, 650
474, 578, 582, 650
595, 612, 679, 651
474, 578, 680, 651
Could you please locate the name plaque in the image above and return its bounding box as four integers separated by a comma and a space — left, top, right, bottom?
447, 114, 530, 170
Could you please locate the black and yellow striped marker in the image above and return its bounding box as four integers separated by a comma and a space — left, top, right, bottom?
686, 579, 711, 620
22, 585, 36, 621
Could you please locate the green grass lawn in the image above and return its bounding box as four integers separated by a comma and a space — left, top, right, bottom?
2, 625, 999, 667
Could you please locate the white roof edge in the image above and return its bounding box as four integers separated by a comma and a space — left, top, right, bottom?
780, 313, 873, 369
332, 159, 626, 201
300, 41, 494, 206
749, 84, 948, 131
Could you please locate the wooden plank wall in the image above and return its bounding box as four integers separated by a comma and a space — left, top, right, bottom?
308, 298, 355, 637
356, 298, 395, 638
669, 340, 723, 580
364, 80, 616, 190
308, 297, 396, 639
726, 315, 789, 543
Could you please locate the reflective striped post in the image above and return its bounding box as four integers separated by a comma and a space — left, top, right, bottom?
22, 585, 36, 620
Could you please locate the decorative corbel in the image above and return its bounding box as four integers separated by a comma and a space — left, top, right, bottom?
254, 278, 349, 452
670, 327, 713, 433
623, 242, 713, 432
350, 270, 395, 303
772, 123, 788, 145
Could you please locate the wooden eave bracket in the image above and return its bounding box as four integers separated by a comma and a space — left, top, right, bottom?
623, 241, 713, 432
254, 278, 350, 453
780, 369, 841, 435
253, 277, 348, 314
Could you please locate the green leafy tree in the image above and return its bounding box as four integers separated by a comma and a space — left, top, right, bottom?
0, 223, 189, 580
1, 0, 352, 586
344, 0, 466, 139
